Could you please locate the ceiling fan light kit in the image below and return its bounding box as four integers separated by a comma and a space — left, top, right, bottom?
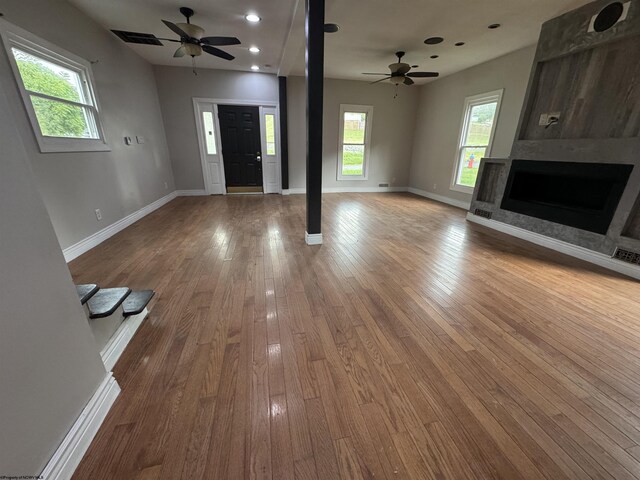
362, 51, 439, 96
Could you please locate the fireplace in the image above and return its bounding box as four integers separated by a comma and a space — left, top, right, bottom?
500, 160, 633, 234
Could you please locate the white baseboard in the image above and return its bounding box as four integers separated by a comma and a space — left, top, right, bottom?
466, 213, 640, 281
283, 186, 408, 195
176, 189, 208, 196
305, 231, 323, 245
63, 192, 177, 262
100, 308, 148, 371
408, 187, 471, 210
40, 372, 120, 480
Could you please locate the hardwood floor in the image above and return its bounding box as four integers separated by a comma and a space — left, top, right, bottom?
70, 193, 640, 480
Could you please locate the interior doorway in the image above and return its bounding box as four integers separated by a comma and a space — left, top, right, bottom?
193, 98, 281, 195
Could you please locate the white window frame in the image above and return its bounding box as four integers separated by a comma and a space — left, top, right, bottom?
337, 104, 373, 181
0, 19, 109, 153
450, 89, 503, 194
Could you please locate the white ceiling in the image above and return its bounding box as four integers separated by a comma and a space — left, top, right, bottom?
68, 0, 297, 74
71, 0, 594, 83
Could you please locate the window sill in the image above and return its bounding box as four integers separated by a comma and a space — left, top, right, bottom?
337, 176, 369, 181
36, 138, 111, 154
450, 184, 474, 195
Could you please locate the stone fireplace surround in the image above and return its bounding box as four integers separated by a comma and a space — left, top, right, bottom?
468, 0, 640, 280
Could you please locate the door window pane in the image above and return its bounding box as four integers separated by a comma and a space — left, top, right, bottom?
202, 111, 217, 154
265, 114, 276, 155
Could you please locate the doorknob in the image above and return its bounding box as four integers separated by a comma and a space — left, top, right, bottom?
256, 153, 262, 162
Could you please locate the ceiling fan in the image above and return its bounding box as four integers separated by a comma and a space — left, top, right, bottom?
111, 7, 241, 61
363, 51, 439, 86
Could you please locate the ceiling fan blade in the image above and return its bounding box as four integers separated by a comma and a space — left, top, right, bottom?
403, 77, 415, 86
173, 46, 185, 57
201, 36, 241, 46
362, 73, 391, 75
154, 37, 182, 43
370, 76, 392, 85
406, 72, 440, 78
162, 20, 190, 39
202, 44, 235, 61
389, 62, 411, 75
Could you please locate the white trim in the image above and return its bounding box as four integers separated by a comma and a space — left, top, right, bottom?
193, 100, 225, 195
305, 231, 323, 245
283, 186, 408, 195
450, 89, 504, 193
259, 106, 282, 194
40, 372, 120, 480
337, 104, 373, 181
0, 18, 110, 153
101, 308, 148, 371
176, 189, 208, 196
408, 187, 471, 210
192, 97, 281, 196
63, 192, 177, 262
466, 213, 640, 281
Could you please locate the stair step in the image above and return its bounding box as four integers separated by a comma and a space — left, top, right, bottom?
76, 284, 99, 305
87, 287, 131, 319
123, 290, 155, 317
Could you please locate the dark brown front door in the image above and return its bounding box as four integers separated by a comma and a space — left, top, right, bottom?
218, 105, 263, 189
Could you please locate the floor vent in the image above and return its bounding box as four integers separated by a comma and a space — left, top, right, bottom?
379, 183, 389, 188
613, 247, 640, 265
474, 208, 493, 219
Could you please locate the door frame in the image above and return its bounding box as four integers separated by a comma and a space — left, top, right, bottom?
192, 97, 281, 195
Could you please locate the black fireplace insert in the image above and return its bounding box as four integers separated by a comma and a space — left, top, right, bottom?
500, 160, 633, 234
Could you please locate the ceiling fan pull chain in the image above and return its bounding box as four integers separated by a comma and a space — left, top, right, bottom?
192, 56, 198, 76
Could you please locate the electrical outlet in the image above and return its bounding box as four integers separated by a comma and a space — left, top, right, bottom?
164, 181, 168, 189
433, 183, 437, 190
136, 135, 145, 144
95, 209, 102, 221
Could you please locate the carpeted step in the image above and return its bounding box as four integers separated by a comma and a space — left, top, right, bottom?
76, 284, 99, 305
123, 290, 155, 317
87, 287, 131, 319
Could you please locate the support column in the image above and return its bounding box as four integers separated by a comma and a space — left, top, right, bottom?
278, 76, 290, 191
305, 0, 324, 245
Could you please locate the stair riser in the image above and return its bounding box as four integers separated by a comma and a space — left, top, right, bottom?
89, 305, 125, 352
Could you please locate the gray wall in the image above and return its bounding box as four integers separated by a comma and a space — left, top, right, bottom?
154, 66, 279, 191
408, 46, 536, 204
0, 0, 174, 250
287, 76, 419, 190
0, 74, 106, 475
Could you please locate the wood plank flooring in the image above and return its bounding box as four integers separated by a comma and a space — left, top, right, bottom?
70, 193, 640, 480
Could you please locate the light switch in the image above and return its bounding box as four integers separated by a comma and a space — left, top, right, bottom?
124, 136, 133, 145
136, 135, 145, 144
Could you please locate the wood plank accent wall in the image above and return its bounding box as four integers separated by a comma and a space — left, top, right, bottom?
521, 34, 640, 140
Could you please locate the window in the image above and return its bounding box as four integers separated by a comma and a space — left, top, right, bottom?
202, 111, 217, 154
338, 104, 373, 180
1, 21, 108, 152
452, 90, 503, 192
265, 113, 276, 155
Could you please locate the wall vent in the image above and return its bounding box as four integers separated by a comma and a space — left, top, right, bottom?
379, 183, 389, 188
474, 208, 493, 219
613, 247, 640, 265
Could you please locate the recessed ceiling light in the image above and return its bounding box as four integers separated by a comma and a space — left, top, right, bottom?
424, 36, 444, 45
251, 65, 260, 71
411, 64, 419, 68
323, 23, 340, 33
430, 55, 439, 59
488, 23, 501, 29
455, 42, 465, 46
249, 46, 260, 53
245, 14, 261, 23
